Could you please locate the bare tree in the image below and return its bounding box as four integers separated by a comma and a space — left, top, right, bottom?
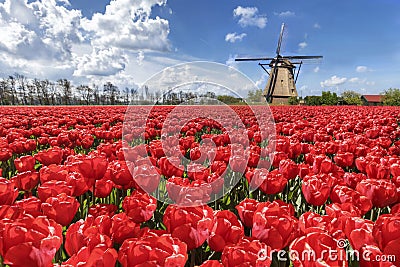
8, 76, 18, 105
58, 79, 72, 105
33, 79, 50, 105
48, 82, 57, 105
15, 73, 28, 105
93, 84, 100, 105
0, 79, 9, 105
27, 83, 36, 105
103, 82, 119, 105
77, 85, 93, 105
130, 88, 138, 103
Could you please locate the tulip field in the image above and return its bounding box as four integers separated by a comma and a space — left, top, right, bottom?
1, 105, 400, 267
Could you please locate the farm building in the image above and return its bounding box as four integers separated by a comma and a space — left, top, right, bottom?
361, 95, 382, 106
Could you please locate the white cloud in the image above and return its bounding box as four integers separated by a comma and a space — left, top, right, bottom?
313, 23, 321, 29
225, 32, 247, 43
74, 47, 128, 77
313, 66, 320, 73
82, 0, 170, 52
0, 0, 173, 85
349, 77, 360, 83
0, 0, 84, 62
137, 51, 145, 65
226, 54, 238, 68
356, 66, 369, 73
233, 6, 267, 28
348, 77, 375, 86
298, 42, 308, 50
274, 11, 295, 17
255, 73, 268, 88
320, 76, 347, 87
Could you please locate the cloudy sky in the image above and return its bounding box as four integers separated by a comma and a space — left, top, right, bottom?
0, 0, 399, 96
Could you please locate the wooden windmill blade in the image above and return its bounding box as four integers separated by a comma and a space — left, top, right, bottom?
235, 57, 275, 61
264, 23, 286, 103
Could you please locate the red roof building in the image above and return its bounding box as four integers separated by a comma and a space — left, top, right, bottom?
361, 95, 382, 106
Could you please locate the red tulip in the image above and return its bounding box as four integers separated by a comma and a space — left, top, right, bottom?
325, 202, 362, 220
343, 172, 366, 189
334, 152, 354, 167
149, 139, 165, 158
66, 171, 90, 196
110, 212, 141, 245
0, 215, 63, 267
132, 163, 160, 193
37, 180, 74, 202
11, 171, 39, 191
302, 175, 331, 206
122, 190, 157, 223
62, 245, 118, 267
159, 156, 185, 178
118, 234, 187, 266
279, 159, 299, 180
14, 155, 36, 172
252, 200, 298, 250
163, 205, 214, 250
94, 178, 113, 198
235, 198, 259, 228
356, 179, 398, 208
108, 160, 135, 190
359, 245, 397, 267
81, 134, 95, 149
166, 177, 212, 206
390, 163, 400, 177
344, 217, 377, 251
0, 147, 12, 162
229, 154, 247, 173
298, 211, 342, 238
187, 163, 210, 181
88, 204, 117, 218
365, 162, 390, 180
65, 216, 113, 257
14, 196, 42, 217
35, 146, 63, 166
251, 168, 288, 195
41, 193, 80, 226
210, 160, 227, 176
312, 155, 335, 174
373, 215, 400, 265
289, 232, 348, 267
208, 210, 244, 252
330, 185, 372, 215
0, 178, 18, 205
221, 238, 272, 267
391, 203, 400, 216
66, 153, 108, 187
39, 164, 69, 184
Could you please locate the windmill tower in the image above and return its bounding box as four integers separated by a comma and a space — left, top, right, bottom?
235, 24, 322, 104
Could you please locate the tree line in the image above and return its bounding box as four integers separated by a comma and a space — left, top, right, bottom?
0, 74, 244, 106
246, 88, 400, 106
0, 74, 147, 105
1, 73, 399, 106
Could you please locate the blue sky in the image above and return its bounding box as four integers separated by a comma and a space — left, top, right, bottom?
0, 0, 399, 96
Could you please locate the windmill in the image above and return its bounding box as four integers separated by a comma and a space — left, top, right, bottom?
235, 23, 322, 104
